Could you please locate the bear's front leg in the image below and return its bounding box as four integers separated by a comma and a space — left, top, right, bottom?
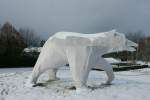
66, 46, 92, 93
96, 57, 115, 85
70, 63, 91, 93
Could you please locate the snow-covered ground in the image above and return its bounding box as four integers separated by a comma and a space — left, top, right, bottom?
0, 67, 150, 100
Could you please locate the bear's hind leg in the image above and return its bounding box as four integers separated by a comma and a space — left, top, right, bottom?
26, 65, 47, 87
66, 47, 92, 92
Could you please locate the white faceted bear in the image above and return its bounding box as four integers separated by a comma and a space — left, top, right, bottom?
26, 30, 137, 91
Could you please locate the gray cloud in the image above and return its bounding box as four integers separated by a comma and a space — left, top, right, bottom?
0, 0, 150, 39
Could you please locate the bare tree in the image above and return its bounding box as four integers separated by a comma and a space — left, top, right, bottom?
126, 31, 145, 43
19, 28, 41, 47
126, 31, 150, 61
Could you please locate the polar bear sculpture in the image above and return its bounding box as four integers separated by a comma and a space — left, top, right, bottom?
26, 30, 137, 91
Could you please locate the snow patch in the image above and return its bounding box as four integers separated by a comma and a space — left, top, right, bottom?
0, 68, 150, 100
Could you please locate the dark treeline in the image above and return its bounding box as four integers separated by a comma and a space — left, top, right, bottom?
0, 22, 43, 67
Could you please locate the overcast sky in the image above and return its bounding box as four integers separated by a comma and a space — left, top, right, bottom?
0, 0, 150, 39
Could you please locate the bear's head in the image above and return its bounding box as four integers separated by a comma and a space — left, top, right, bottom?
105, 30, 138, 53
